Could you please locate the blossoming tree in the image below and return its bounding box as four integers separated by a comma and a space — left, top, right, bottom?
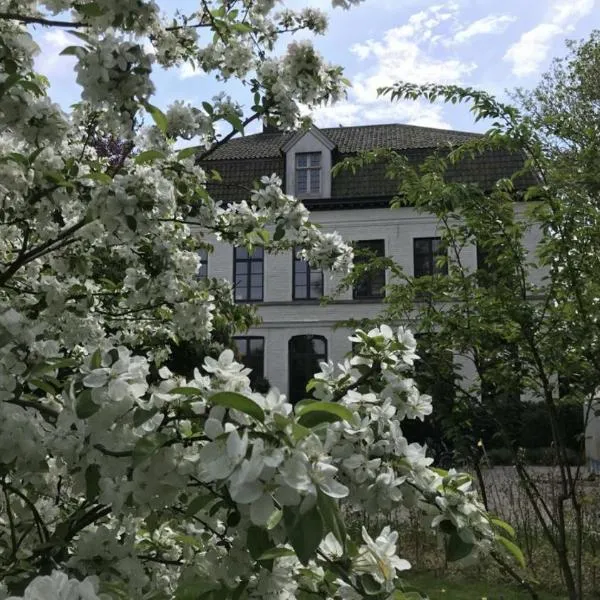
0, 1, 518, 598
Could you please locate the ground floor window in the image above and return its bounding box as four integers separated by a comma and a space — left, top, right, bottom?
288, 335, 327, 404
233, 336, 265, 389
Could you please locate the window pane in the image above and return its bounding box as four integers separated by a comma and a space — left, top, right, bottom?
309, 168, 320, 193
309, 152, 321, 166
236, 247, 248, 259
250, 273, 262, 287
296, 169, 308, 194
236, 261, 248, 275
353, 239, 385, 298
295, 259, 307, 274
250, 286, 262, 300
252, 247, 264, 259
296, 153, 308, 168
289, 335, 327, 404
249, 338, 263, 357
235, 286, 247, 300
414, 239, 430, 256
309, 271, 323, 297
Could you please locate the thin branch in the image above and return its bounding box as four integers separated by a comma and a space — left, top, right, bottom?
2, 482, 18, 558
0, 12, 86, 28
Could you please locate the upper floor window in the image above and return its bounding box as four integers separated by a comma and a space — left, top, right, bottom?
233, 336, 265, 389
414, 237, 448, 278
293, 249, 323, 300
197, 248, 208, 279
288, 334, 327, 404
353, 239, 386, 299
234, 247, 263, 302
295, 152, 321, 196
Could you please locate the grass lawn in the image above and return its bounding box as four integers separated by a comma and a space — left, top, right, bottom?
404, 572, 567, 600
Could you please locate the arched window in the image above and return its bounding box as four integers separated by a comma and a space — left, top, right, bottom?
288, 335, 327, 405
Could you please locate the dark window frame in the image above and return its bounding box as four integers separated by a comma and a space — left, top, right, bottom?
413, 237, 448, 278
295, 151, 322, 197
292, 248, 323, 301
352, 239, 386, 300
233, 336, 265, 388
197, 248, 209, 279
288, 334, 328, 405
233, 246, 264, 303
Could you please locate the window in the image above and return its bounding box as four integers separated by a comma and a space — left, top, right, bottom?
197, 248, 208, 279
295, 152, 321, 196
234, 247, 263, 302
288, 335, 327, 404
476, 244, 489, 272
353, 239, 386, 299
413, 237, 448, 278
293, 249, 323, 300
233, 336, 265, 388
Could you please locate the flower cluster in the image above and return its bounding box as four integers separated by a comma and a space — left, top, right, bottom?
0, 1, 511, 598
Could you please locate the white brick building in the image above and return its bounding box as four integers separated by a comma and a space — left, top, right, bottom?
201, 123, 535, 402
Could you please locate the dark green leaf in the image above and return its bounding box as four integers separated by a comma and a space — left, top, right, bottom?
185, 494, 214, 517
273, 225, 285, 241
446, 530, 474, 562
76, 2, 104, 17
258, 547, 297, 560
132, 433, 170, 466
90, 348, 102, 369
283, 505, 323, 565
133, 407, 159, 427
360, 574, 382, 595
29, 378, 56, 396
210, 391, 265, 422
83, 171, 112, 184
202, 101, 213, 115
126, 215, 137, 231
247, 525, 272, 560
317, 488, 346, 550
296, 401, 354, 428
76, 389, 100, 419
85, 464, 101, 500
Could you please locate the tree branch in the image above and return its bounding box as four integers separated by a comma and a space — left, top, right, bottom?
0, 12, 86, 28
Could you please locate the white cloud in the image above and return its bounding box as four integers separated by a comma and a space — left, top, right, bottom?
452, 14, 517, 44
34, 29, 76, 78
309, 2, 475, 129
503, 0, 595, 77
178, 62, 204, 80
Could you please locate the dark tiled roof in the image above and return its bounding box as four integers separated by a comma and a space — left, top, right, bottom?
203, 123, 481, 161
201, 123, 537, 205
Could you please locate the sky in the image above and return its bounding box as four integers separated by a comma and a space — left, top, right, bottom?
31, 0, 599, 135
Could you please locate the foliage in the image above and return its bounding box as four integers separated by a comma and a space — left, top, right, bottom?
0, 2, 510, 599
334, 31, 600, 600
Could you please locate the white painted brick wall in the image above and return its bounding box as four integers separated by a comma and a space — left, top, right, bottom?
205, 203, 543, 398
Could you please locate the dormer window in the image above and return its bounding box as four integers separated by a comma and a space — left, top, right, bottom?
295, 152, 321, 196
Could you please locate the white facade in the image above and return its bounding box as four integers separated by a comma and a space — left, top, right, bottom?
207, 201, 542, 395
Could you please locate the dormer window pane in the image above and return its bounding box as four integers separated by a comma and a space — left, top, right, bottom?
295, 152, 321, 196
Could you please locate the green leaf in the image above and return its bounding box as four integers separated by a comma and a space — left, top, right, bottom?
258, 547, 296, 560
144, 102, 168, 133
90, 348, 102, 369
29, 378, 56, 396
296, 401, 354, 428
76, 389, 100, 419
59, 45, 84, 56
125, 215, 137, 231
133, 407, 159, 427
491, 517, 516, 539
266, 509, 283, 530
283, 505, 323, 566
132, 433, 170, 466
83, 171, 112, 184
498, 535, 526, 568
135, 150, 166, 164
210, 391, 265, 422
186, 494, 214, 517
85, 464, 101, 500
169, 386, 203, 396
446, 530, 474, 562
76, 2, 104, 17
177, 146, 201, 160
202, 101, 213, 115
273, 225, 285, 241
247, 525, 272, 560
224, 112, 244, 134
317, 488, 346, 550
360, 574, 382, 595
